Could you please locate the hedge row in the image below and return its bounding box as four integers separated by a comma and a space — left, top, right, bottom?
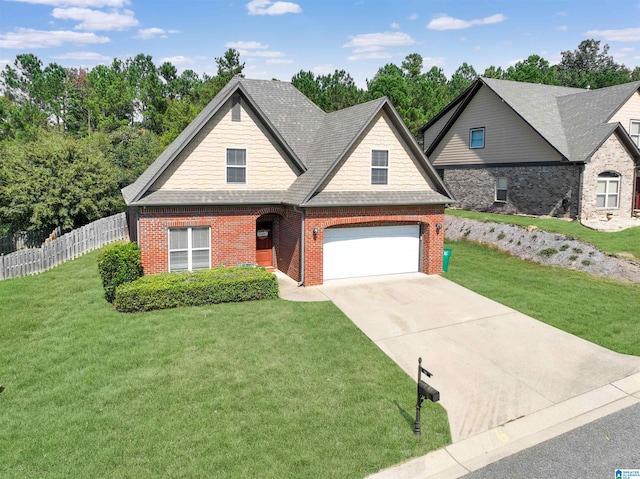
97, 242, 142, 303
113, 266, 279, 312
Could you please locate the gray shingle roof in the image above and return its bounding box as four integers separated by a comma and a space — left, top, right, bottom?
303, 190, 453, 207
123, 77, 453, 207
477, 77, 640, 162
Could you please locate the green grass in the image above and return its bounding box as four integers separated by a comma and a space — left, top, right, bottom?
444, 239, 640, 356
0, 251, 450, 479
446, 209, 640, 260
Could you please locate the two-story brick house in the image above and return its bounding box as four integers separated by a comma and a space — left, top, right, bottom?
123, 78, 454, 286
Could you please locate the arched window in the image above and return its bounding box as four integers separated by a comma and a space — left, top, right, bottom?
596, 172, 620, 208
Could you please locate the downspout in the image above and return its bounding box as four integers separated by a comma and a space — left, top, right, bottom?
293, 205, 305, 286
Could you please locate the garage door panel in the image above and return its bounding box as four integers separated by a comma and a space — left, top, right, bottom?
323, 225, 419, 280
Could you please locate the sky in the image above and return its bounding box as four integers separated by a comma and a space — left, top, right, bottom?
1, 0, 639, 87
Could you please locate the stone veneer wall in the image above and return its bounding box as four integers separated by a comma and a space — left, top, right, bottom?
580, 134, 636, 221
443, 164, 582, 218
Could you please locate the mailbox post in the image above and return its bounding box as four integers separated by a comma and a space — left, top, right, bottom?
413, 357, 440, 436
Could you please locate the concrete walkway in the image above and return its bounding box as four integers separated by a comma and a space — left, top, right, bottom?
276, 272, 640, 477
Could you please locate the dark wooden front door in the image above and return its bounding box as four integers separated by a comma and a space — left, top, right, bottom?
256, 221, 273, 267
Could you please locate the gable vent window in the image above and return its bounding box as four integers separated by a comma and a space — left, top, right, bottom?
226, 148, 246, 184
596, 171, 620, 208
495, 177, 508, 202
469, 127, 485, 149
371, 149, 389, 185
232, 95, 241, 122
169, 227, 210, 272
631, 120, 639, 147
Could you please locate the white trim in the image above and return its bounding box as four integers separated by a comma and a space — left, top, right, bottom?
495, 176, 508, 203
225, 147, 248, 185
168, 226, 211, 272
630, 119, 640, 148
596, 172, 620, 209
370, 148, 389, 186
469, 127, 485, 149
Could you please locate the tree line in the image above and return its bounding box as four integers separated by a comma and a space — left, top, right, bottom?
1, 39, 638, 236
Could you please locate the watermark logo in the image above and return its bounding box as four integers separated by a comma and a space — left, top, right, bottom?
616, 470, 640, 478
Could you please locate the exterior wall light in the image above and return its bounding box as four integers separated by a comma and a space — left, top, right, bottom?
313, 226, 319, 237
435, 222, 443, 232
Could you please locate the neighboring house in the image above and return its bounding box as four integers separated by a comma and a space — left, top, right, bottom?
122, 78, 453, 286
420, 77, 640, 222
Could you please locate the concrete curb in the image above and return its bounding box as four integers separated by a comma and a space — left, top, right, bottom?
368, 372, 640, 479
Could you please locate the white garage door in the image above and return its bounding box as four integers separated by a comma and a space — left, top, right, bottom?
323, 225, 420, 281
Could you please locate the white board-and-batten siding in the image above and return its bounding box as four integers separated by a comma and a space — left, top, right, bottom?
319, 113, 436, 192
430, 85, 563, 167
152, 98, 298, 191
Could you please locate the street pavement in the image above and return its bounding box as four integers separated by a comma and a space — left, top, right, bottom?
460, 402, 640, 479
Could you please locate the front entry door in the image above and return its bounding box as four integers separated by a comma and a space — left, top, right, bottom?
636, 177, 640, 210
256, 221, 273, 267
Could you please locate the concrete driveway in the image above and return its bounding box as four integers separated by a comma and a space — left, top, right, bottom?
313, 273, 640, 442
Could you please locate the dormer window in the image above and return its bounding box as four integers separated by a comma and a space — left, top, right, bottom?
226, 148, 246, 184
371, 149, 389, 185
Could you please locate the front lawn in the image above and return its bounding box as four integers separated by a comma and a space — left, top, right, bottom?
0, 251, 450, 479
444, 239, 640, 356
446, 209, 640, 260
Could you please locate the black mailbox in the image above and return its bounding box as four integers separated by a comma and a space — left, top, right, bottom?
418, 380, 440, 403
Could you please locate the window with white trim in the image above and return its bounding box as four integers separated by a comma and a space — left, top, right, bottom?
371, 149, 389, 185
169, 227, 210, 272
469, 127, 485, 149
226, 148, 246, 184
630, 120, 640, 147
496, 177, 508, 202
596, 172, 620, 208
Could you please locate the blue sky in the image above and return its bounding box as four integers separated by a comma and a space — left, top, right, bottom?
1, 0, 639, 87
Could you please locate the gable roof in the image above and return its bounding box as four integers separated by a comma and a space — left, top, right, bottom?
423, 77, 640, 163
124, 77, 453, 207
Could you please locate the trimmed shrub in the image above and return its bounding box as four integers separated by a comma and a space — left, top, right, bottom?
113, 266, 279, 312
97, 242, 142, 303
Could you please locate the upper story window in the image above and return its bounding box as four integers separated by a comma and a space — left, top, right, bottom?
469, 127, 485, 149
596, 171, 620, 208
495, 177, 508, 202
169, 227, 210, 272
630, 120, 639, 147
226, 148, 246, 184
371, 149, 389, 185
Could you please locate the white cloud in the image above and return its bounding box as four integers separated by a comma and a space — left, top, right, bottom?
239, 50, 284, 58
557, 25, 568, 31
347, 51, 392, 61
226, 41, 269, 50
585, 27, 640, 42
8, 0, 128, 6
423, 56, 445, 68
266, 58, 294, 64
390, 22, 400, 29
427, 13, 507, 31
343, 31, 415, 49
51, 50, 110, 60
0, 58, 11, 71
135, 27, 178, 40
0, 27, 110, 48
52, 7, 138, 31
246, 0, 301, 15
408, 13, 418, 21
159, 55, 207, 66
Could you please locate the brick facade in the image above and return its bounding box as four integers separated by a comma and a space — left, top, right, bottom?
443, 164, 582, 218
136, 204, 445, 286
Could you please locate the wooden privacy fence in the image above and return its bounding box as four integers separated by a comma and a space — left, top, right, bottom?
0, 213, 128, 280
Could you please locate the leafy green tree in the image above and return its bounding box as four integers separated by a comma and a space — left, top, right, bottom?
448, 62, 477, 98
504, 55, 557, 85
482, 65, 506, 79
555, 39, 631, 88
86, 60, 135, 131
215, 48, 245, 83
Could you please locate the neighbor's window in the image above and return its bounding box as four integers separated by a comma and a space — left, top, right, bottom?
226, 148, 246, 184
169, 227, 210, 272
630, 120, 639, 147
469, 127, 485, 149
371, 149, 389, 185
496, 177, 508, 202
596, 172, 620, 208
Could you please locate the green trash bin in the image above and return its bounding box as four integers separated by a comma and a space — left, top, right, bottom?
442, 248, 452, 273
